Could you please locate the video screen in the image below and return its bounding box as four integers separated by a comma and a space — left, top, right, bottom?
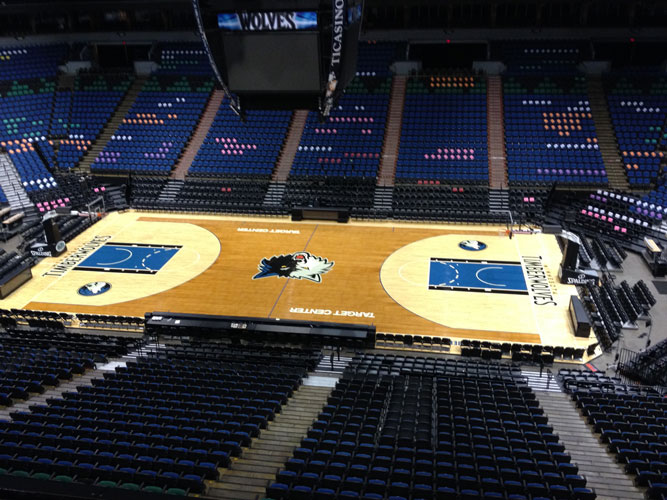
223, 33, 321, 92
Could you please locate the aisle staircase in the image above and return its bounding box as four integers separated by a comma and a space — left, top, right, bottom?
102, 185, 129, 211
262, 182, 286, 207
377, 76, 406, 187
488, 187, 510, 214
76, 76, 147, 173
157, 179, 184, 205
587, 76, 629, 191
487, 75, 508, 189
521, 369, 561, 392
313, 353, 352, 375
535, 390, 644, 499
0, 153, 35, 215
206, 384, 331, 500
172, 89, 225, 180
0, 341, 152, 422
0, 153, 40, 239
272, 110, 309, 183
372, 185, 394, 212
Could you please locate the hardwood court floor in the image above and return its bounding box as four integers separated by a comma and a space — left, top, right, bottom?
3, 211, 594, 351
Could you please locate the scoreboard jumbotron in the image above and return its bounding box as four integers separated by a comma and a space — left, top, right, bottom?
193, 0, 363, 117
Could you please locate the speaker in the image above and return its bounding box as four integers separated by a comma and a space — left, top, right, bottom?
43, 218, 67, 256
569, 296, 591, 337
43, 219, 62, 246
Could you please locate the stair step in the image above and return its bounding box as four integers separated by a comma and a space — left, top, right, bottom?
377, 76, 407, 187
372, 186, 394, 211
204, 384, 331, 500
487, 75, 507, 188
206, 491, 258, 500
0, 153, 35, 214
587, 77, 629, 191
273, 110, 308, 182
218, 471, 273, 484
78, 76, 148, 172
230, 462, 281, 474
208, 481, 266, 494
263, 182, 286, 207
534, 391, 644, 499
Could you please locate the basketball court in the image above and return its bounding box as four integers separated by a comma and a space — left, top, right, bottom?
1, 211, 595, 355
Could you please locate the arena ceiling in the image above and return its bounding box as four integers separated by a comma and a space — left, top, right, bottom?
1, 0, 667, 35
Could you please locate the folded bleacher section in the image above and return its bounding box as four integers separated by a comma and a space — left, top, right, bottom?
577, 281, 621, 352
172, 178, 271, 213
509, 187, 550, 224
559, 369, 667, 500
397, 74, 488, 183
0, 339, 318, 496
605, 71, 667, 187
131, 176, 273, 214
268, 354, 593, 500
129, 176, 168, 208
577, 275, 654, 352
392, 185, 500, 222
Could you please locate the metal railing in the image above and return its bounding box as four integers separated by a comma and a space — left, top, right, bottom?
617, 346, 667, 387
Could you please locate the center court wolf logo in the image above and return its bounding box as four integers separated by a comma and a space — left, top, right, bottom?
78, 281, 111, 296
459, 239, 487, 251
253, 252, 334, 283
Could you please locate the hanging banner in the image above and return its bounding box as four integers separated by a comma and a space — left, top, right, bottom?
322, 0, 347, 118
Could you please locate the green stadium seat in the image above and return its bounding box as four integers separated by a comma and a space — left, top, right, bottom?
97, 480, 117, 488
165, 487, 188, 496
143, 485, 163, 494
120, 482, 141, 491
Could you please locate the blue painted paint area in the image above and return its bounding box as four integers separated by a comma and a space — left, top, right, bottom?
76, 244, 180, 273
428, 259, 528, 294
